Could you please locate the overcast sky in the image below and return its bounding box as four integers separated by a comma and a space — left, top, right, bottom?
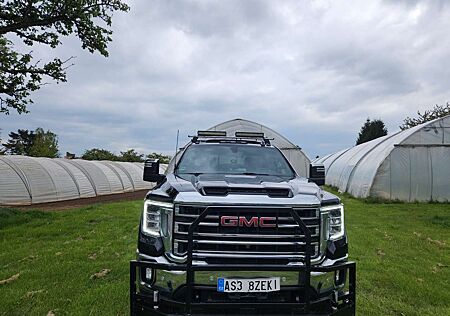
2, 0, 450, 158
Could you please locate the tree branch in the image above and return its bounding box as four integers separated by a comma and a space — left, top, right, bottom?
0, 67, 48, 75
14, 30, 54, 45
0, 15, 65, 35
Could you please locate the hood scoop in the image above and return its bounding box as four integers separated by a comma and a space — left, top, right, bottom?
201, 186, 292, 198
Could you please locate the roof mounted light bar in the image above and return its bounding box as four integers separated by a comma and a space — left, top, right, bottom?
190, 130, 272, 146
235, 131, 265, 138
197, 130, 227, 137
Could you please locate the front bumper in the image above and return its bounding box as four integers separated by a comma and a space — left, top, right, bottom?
130, 260, 356, 315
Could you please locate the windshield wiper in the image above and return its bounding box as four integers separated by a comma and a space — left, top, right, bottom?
241, 172, 272, 176
176, 172, 204, 176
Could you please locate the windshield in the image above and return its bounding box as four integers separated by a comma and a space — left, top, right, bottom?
175, 144, 296, 178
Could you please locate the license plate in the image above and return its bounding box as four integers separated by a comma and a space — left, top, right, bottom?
217, 277, 280, 293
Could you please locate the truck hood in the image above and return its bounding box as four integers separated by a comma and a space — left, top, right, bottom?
176, 173, 319, 197
147, 173, 339, 206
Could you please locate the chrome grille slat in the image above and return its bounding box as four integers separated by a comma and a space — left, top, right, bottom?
197, 222, 218, 226
178, 232, 318, 238
175, 239, 320, 246
175, 222, 220, 227
193, 239, 309, 246
194, 250, 314, 255
278, 224, 318, 228
194, 253, 307, 259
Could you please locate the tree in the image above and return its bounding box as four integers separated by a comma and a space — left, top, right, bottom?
356, 118, 388, 145
2, 129, 36, 155
400, 102, 450, 130
119, 149, 143, 162
147, 152, 172, 164
82, 148, 118, 161
28, 127, 59, 158
2, 127, 58, 157
0, 0, 129, 115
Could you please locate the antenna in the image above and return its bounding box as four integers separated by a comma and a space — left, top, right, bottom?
174, 129, 180, 167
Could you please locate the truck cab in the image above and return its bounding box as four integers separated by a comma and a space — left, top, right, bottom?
130, 131, 356, 315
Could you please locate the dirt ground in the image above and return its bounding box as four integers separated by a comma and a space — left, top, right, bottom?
2, 190, 149, 211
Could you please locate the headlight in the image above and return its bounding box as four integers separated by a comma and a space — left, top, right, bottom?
322, 204, 345, 240
142, 200, 173, 237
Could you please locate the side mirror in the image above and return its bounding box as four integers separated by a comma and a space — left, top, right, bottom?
143, 159, 166, 184
309, 163, 325, 186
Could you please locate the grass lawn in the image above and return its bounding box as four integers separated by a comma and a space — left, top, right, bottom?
1, 194, 449, 315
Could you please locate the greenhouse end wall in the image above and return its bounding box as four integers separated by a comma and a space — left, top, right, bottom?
321, 115, 450, 202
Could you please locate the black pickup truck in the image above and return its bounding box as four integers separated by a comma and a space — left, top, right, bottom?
130, 131, 356, 315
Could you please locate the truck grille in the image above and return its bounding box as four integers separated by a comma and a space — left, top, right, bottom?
173, 205, 320, 263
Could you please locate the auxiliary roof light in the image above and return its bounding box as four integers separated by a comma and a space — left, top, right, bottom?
197, 130, 227, 137
235, 131, 265, 138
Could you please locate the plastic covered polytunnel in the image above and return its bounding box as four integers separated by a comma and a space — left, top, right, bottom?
0, 156, 167, 205
316, 115, 450, 202
167, 118, 311, 177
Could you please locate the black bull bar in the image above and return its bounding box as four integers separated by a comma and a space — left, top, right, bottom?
130, 207, 356, 315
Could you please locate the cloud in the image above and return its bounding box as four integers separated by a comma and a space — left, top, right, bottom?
2, 0, 450, 158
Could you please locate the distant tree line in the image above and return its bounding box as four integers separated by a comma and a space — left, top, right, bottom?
82, 148, 171, 163
0, 128, 172, 163
354, 102, 450, 145
399, 102, 450, 130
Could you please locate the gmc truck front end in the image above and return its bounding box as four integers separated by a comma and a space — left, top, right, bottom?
130, 132, 356, 315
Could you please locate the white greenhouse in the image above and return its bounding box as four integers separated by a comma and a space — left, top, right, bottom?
316, 115, 450, 202
0, 156, 167, 206
167, 118, 311, 177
